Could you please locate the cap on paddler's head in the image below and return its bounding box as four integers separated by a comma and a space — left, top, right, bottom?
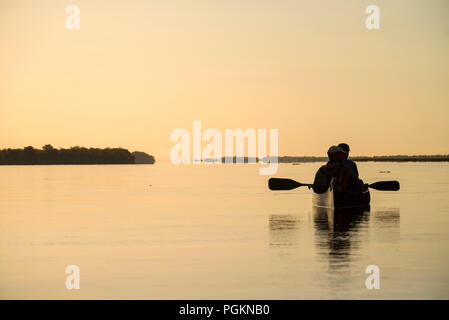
338, 143, 350, 153
327, 145, 345, 162
328, 145, 344, 155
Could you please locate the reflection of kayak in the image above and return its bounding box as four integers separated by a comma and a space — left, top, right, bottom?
312, 179, 370, 210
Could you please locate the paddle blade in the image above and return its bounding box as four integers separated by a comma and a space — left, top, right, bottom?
369, 181, 400, 191
269, 178, 302, 190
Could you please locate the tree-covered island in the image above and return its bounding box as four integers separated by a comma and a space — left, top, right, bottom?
0, 145, 155, 165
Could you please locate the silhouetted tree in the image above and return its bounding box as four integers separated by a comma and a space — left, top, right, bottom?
132, 151, 155, 164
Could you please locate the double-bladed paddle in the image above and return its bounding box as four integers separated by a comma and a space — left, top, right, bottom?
268, 178, 400, 191
268, 178, 312, 190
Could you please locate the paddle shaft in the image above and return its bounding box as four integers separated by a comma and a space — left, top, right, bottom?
268, 178, 399, 191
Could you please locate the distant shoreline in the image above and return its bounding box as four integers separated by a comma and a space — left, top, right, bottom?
278, 155, 449, 163
201, 155, 449, 164
1, 147, 448, 165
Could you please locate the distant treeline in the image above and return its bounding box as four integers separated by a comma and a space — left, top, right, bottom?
0, 145, 155, 165
201, 155, 449, 163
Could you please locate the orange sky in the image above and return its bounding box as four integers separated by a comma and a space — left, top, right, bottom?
1, 0, 448, 159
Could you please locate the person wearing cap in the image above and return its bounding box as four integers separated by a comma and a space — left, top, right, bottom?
312, 145, 363, 194
338, 143, 358, 178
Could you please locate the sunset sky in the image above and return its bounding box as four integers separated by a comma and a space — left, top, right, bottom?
1, 0, 448, 159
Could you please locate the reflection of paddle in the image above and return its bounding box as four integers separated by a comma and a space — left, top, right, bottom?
268, 178, 400, 191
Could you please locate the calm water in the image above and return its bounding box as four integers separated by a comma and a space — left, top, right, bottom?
0, 162, 448, 299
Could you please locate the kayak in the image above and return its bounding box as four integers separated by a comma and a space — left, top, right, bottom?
312, 178, 370, 210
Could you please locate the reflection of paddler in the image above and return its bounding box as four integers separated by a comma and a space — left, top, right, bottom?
313, 206, 369, 266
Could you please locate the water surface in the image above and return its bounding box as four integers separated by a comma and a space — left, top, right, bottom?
0, 162, 448, 299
